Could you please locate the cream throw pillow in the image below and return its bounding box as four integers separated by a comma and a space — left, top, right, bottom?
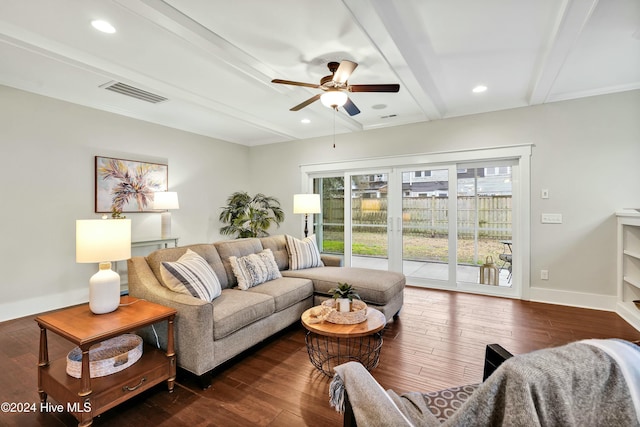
230, 248, 282, 290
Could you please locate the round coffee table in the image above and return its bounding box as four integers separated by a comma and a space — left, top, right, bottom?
301, 306, 386, 377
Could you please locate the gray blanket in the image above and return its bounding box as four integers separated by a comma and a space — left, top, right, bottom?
331, 340, 640, 426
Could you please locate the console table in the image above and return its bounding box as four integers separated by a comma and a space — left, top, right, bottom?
35, 297, 176, 426
132, 236, 179, 250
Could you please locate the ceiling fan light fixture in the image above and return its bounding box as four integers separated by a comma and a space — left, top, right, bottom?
320, 91, 348, 108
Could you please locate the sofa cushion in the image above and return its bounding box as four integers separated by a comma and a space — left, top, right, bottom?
229, 249, 282, 290
260, 235, 289, 270
214, 238, 264, 287
146, 244, 229, 289
160, 249, 222, 301
285, 234, 324, 270
211, 289, 275, 340
248, 277, 313, 312
282, 267, 405, 306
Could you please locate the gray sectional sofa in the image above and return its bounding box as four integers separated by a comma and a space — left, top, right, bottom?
127, 234, 405, 383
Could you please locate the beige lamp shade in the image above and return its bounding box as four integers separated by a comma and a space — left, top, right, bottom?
293, 194, 321, 214
76, 219, 132, 263
153, 191, 179, 210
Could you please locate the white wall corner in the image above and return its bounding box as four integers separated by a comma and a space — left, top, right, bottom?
616, 302, 640, 333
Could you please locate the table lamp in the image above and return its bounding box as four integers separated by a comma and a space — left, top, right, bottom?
76, 219, 131, 314
293, 194, 321, 237
153, 191, 179, 238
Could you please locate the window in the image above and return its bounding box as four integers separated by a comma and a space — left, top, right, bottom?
485, 166, 511, 176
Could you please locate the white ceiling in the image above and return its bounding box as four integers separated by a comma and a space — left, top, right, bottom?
1, 0, 638, 146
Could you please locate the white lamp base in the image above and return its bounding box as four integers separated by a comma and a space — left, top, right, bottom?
89, 262, 121, 314
160, 211, 172, 239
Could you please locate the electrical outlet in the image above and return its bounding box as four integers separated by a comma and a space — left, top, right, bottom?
541, 270, 549, 280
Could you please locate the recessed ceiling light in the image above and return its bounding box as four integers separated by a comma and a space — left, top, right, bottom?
372, 104, 387, 110
472, 85, 487, 93
91, 20, 116, 34
301, 118, 311, 124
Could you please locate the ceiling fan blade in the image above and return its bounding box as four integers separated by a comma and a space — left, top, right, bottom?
290, 94, 321, 111
349, 84, 400, 93
343, 97, 360, 116
271, 79, 320, 89
333, 60, 358, 84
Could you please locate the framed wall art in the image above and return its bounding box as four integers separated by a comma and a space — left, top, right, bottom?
95, 156, 168, 213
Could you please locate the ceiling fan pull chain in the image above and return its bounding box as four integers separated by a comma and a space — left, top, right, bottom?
333, 107, 336, 148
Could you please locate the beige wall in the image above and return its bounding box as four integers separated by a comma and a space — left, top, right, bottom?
0, 86, 250, 320
1, 85, 638, 321
249, 90, 640, 307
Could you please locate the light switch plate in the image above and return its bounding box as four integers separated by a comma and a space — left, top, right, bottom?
541, 189, 549, 199
541, 213, 562, 224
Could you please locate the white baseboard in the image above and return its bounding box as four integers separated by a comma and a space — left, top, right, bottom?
528, 286, 616, 312
0, 289, 89, 322
616, 302, 640, 332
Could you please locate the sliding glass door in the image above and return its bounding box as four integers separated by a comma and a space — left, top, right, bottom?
313, 176, 344, 256
400, 168, 451, 281
305, 145, 530, 299
456, 163, 513, 288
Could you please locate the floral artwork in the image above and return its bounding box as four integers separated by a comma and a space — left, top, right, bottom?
95, 156, 168, 213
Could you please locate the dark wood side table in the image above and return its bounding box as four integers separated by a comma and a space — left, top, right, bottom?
35, 296, 177, 427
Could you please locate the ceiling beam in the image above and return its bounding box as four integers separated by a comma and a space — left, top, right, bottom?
528, 0, 600, 105
121, 0, 363, 134
343, 0, 444, 120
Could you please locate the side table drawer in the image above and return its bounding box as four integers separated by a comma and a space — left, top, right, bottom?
92, 350, 171, 413
42, 345, 173, 420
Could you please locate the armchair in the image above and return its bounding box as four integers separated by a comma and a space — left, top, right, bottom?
330, 339, 640, 426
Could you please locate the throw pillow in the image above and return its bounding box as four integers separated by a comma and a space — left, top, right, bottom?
160, 249, 222, 301
230, 248, 282, 290
285, 234, 324, 270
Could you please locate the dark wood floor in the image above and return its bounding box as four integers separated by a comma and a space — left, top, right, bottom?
2, 287, 639, 426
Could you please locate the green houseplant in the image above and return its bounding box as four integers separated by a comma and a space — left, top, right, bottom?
219, 191, 285, 239
329, 282, 361, 312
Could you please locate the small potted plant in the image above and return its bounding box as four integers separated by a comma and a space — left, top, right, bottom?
330, 282, 361, 313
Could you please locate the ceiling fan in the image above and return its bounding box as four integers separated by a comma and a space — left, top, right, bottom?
271, 60, 400, 116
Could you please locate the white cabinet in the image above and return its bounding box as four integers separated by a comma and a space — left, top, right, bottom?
617, 210, 640, 331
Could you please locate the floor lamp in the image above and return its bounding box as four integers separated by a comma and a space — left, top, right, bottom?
293, 194, 321, 237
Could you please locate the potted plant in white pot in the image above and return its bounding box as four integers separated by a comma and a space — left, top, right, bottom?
330, 282, 361, 312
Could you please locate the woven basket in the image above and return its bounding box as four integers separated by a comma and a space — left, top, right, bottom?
66, 334, 143, 378
321, 299, 367, 324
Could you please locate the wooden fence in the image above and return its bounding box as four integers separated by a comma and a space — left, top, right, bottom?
322, 196, 512, 239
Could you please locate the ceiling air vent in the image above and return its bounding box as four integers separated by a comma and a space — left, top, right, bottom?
100, 81, 168, 104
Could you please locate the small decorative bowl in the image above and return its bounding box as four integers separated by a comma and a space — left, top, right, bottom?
321, 299, 367, 324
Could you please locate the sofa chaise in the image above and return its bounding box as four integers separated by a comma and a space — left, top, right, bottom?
127, 234, 405, 385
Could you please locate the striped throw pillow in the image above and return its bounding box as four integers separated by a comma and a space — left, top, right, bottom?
285, 234, 324, 270
160, 249, 222, 301
229, 248, 282, 290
